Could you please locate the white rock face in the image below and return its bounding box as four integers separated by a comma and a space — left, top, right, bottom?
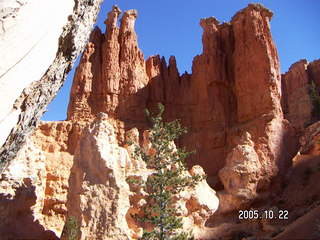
0, 0, 103, 173
65, 115, 133, 240
0, 0, 74, 147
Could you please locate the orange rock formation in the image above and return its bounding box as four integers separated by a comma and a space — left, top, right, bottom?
67, 4, 299, 210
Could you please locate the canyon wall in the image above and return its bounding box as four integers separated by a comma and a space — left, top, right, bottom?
0, 0, 103, 173
1, 3, 319, 239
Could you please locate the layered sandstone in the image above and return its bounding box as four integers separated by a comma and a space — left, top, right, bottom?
0, 0, 103, 173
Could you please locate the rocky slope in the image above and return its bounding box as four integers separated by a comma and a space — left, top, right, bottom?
0, 3, 320, 240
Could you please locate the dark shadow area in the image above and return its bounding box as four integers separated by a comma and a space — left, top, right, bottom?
0, 178, 59, 240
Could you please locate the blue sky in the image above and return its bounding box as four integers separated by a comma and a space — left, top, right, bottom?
42, 0, 320, 121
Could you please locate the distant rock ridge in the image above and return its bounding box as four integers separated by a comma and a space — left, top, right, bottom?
281, 59, 320, 133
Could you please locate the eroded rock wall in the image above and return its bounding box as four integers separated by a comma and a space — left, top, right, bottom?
0, 121, 77, 239
63, 114, 218, 240
65, 114, 133, 239
0, 0, 103, 173
282, 59, 320, 132
0, 115, 219, 239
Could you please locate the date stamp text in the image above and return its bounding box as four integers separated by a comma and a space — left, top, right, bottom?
238, 209, 289, 220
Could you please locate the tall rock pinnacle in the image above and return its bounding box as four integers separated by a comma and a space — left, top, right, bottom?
231, 4, 281, 122
68, 5, 149, 130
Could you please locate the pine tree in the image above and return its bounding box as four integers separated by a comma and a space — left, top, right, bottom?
128, 103, 204, 240
61, 216, 78, 240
